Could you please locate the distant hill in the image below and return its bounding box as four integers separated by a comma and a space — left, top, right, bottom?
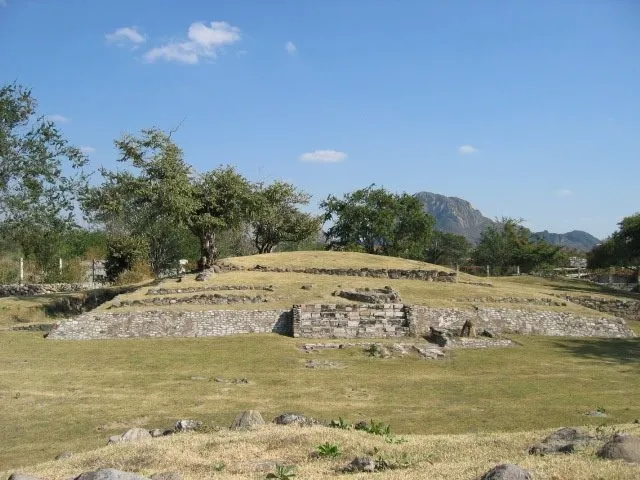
415, 191, 599, 251
530, 230, 600, 252
414, 192, 495, 244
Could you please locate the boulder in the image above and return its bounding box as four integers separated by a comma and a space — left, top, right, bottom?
74, 469, 150, 480
529, 427, 594, 454
230, 410, 265, 430
480, 464, 532, 480
343, 456, 376, 473
273, 413, 316, 425
174, 419, 202, 432
598, 434, 640, 463
107, 435, 123, 445
8, 474, 43, 480
195, 269, 213, 282
120, 428, 152, 443
149, 429, 165, 438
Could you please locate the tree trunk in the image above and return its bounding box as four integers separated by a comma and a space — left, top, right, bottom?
199, 231, 218, 270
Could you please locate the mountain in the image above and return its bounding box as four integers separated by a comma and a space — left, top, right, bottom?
415, 191, 600, 251
414, 192, 495, 244
530, 230, 600, 252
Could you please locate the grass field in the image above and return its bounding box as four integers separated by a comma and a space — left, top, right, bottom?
1, 251, 638, 476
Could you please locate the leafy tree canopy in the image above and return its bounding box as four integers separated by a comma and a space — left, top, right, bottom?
587, 212, 640, 268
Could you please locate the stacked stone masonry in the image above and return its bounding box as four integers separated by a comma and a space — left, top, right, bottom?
0, 283, 91, 297
49, 304, 635, 340
48, 309, 292, 340
560, 295, 640, 321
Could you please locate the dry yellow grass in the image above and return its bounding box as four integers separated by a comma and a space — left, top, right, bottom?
6, 424, 640, 480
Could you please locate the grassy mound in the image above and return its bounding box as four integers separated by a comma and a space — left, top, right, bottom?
6, 423, 640, 479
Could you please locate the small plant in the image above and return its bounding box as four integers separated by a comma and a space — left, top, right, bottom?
385, 435, 408, 444
317, 442, 341, 458
330, 417, 352, 430
265, 464, 296, 479
367, 419, 392, 436
213, 462, 225, 472
596, 406, 607, 414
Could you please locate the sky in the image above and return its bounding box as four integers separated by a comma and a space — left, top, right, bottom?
1, 0, 639, 239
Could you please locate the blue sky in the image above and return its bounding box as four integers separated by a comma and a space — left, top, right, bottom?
1, 0, 639, 239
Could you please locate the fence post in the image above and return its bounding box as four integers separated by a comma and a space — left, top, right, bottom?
92, 259, 96, 285
20, 257, 24, 285
455, 264, 459, 283
59, 257, 63, 276
486, 265, 490, 277
516, 265, 520, 276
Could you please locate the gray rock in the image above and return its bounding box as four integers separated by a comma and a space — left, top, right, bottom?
195, 269, 213, 281
120, 428, 152, 443
273, 413, 316, 425
8, 474, 43, 480
107, 435, 123, 445
598, 434, 640, 464
55, 451, 74, 460
230, 410, 265, 430
149, 429, 165, 438
301, 284, 313, 290
174, 419, 202, 432
150, 473, 183, 480
529, 427, 594, 454
74, 469, 150, 480
480, 464, 532, 480
343, 456, 376, 473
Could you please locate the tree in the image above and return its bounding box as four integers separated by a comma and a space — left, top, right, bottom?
321, 185, 435, 259
251, 181, 321, 253
0, 82, 88, 249
83, 129, 255, 270
425, 231, 472, 266
587, 213, 640, 268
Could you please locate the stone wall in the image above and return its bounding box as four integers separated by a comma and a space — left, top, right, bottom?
561, 295, 640, 321
292, 303, 409, 338
407, 306, 634, 338
48, 309, 292, 340
0, 283, 92, 297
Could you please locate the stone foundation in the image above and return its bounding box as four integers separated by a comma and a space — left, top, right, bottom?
0, 283, 91, 297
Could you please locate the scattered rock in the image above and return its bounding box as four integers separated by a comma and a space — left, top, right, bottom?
412, 344, 445, 359
354, 420, 371, 431
120, 428, 153, 443
301, 284, 313, 290
190, 376, 207, 381
584, 410, 608, 417
480, 464, 532, 480
212, 265, 221, 274
195, 269, 213, 281
597, 434, 640, 464
149, 429, 165, 438
8, 474, 43, 480
273, 413, 317, 426
230, 410, 265, 430
427, 327, 454, 347
480, 329, 496, 338
150, 473, 183, 480
107, 435, 123, 445
174, 419, 202, 432
55, 451, 74, 460
74, 469, 150, 480
529, 427, 594, 454
343, 456, 376, 473
306, 359, 342, 369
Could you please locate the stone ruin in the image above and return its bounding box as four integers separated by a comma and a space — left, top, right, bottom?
334, 286, 401, 304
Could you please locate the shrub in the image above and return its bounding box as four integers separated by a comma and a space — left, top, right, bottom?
114, 262, 154, 286
105, 236, 150, 282
316, 442, 341, 458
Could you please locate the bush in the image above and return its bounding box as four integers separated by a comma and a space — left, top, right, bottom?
105, 236, 150, 282
114, 262, 154, 286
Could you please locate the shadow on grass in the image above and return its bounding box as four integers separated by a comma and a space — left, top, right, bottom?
554, 337, 640, 365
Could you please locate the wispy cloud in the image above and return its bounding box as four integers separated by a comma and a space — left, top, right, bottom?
299, 150, 347, 163
458, 145, 478, 155
80, 146, 96, 154
555, 189, 574, 197
285, 41, 297, 55
0, 1, 8, 7
105, 27, 146, 47
46, 114, 70, 124
144, 21, 241, 64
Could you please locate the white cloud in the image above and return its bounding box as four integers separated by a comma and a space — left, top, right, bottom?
555, 189, 574, 197
106, 27, 146, 47
458, 145, 478, 155
285, 41, 297, 55
299, 150, 347, 163
80, 146, 96, 154
145, 21, 241, 64
46, 114, 70, 124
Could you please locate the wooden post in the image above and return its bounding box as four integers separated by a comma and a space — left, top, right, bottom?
516, 265, 520, 276
19, 257, 24, 285
486, 265, 490, 277
455, 264, 459, 283
59, 257, 63, 275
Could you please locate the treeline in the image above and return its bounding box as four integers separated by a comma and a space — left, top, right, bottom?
587, 214, 640, 268
0, 82, 618, 284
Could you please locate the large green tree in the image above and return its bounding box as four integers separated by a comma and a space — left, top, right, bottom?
251, 181, 321, 253
0, 83, 88, 249
84, 129, 255, 270
321, 185, 435, 259
425, 231, 472, 266
587, 213, 640, 268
